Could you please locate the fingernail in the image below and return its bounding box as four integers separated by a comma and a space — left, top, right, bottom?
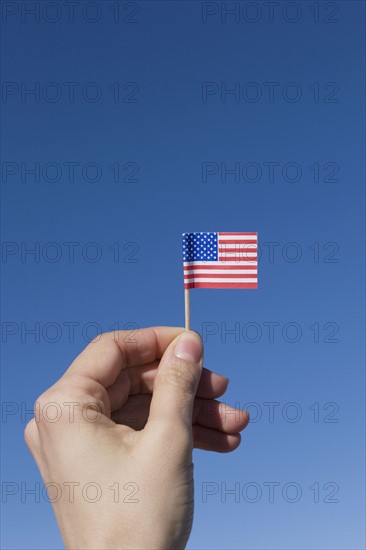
174, 331, 203, 363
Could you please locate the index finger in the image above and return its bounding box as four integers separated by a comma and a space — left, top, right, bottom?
66, 326, 185, 389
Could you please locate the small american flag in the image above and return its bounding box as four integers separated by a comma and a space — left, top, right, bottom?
183, 232, 258, 289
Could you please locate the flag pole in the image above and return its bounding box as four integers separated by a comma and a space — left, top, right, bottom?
184, 288, 190, 330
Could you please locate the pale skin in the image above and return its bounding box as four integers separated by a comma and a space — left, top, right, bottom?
25, 327, 249, 550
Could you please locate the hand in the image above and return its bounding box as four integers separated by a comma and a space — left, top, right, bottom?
25, 327, 249, 549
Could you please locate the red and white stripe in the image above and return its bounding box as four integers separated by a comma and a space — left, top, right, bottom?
184, 232, 258, 289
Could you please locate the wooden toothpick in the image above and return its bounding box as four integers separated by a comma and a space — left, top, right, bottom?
184, 288, 190, 330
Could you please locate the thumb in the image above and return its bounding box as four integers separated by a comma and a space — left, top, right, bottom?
147, 330, 203, 429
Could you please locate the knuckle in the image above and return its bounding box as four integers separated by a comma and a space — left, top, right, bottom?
34, 380, 108, 427
35, 388, 60, 411
24, 419, 38, 451
86, 330, 115, 347
34, 387, 67, 426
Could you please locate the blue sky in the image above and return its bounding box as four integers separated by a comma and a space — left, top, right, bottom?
1, 1, 365, 548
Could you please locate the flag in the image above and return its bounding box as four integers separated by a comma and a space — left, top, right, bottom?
183, 232, 258, 289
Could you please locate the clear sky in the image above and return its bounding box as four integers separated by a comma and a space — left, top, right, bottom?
1, 1, 365, 548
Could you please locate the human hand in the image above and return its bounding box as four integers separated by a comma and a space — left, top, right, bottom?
25, 327, 249, 549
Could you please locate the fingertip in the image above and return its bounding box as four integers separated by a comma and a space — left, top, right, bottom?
209, 373, 229, 397
244, 410, 250, 428
192, 426, 243, 453
174, 330, 203, 364
197, 369, 229, 399
226, 432, 241, 451
214, 373, 229, 390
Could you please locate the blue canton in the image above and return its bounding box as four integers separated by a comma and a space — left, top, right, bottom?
182, 232, 218, 262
